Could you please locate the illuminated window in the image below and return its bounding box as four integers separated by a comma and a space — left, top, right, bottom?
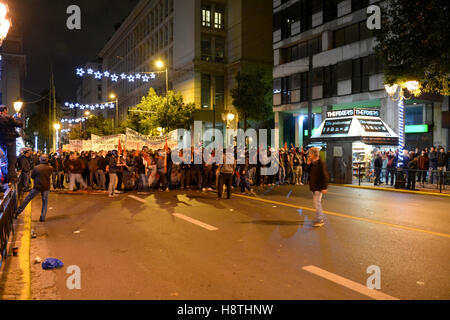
202, 8, 211, 27
214, 10, 224, 29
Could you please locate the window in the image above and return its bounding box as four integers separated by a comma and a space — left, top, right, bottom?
214, 10, 224, 29
352, 0, 370, 12
334, 28, 345, 47
300, 72, 309, 102
352, 59, 362, 93
215, 76, 225, 109
201, 74, 211, 109
202, 7, 211, 27
323, 64, 337, 98
345, 24, 359, 44
201, 37, 212, 61
215, 38, 225, 62
337, 60, 352, 81
406, 105, 425, 125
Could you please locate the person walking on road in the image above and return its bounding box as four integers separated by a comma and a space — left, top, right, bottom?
217, 150, 236, 200
106, 151, 119, 197
306, 147, 329, 228
15, 154, 53, 222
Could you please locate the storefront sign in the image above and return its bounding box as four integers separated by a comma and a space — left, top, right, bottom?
322, 119, 353, 135
359, 119, 388, 133
327, 109, 380, 119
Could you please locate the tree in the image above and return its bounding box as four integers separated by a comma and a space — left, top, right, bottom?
68, 115, 114, 140
230, 67, 273, 131
374, 0, 450, 95
124, 88, 196, 135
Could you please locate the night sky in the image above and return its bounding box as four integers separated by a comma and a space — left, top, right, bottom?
12, 0, 139, 102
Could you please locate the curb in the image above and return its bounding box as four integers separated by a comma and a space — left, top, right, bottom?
339, 184, 450, 198
19, 205, 31, 300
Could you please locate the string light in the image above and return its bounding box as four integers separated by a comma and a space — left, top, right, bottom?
61, 117, 88, 124
64, 102, 116, 110
76, 68, 158, 83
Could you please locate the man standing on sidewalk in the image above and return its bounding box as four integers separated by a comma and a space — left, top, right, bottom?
17, 149, 33, 192
15, 154, 53, 222
307, 147, 329, 228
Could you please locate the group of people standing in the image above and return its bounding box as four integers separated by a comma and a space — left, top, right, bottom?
372, 146, 448, 190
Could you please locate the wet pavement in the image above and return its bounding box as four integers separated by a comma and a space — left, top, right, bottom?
28, 185, 450, 300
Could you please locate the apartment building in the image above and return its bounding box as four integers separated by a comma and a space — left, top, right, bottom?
98, 0, 272, 140
272, 0, 448, 150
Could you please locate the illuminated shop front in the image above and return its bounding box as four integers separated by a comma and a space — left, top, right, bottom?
311, 108, 398, 184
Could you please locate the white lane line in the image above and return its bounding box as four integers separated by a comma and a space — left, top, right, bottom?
302, 266, 399, 300
129, 195, 147, 203
173, 213, 219, 231
129, 195, 218, 231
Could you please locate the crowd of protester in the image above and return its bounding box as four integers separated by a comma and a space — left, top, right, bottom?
7, 146, 313, 198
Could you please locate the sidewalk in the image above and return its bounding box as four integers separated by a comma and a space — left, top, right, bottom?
0, 204, 31, 300
343, 182, 450, 197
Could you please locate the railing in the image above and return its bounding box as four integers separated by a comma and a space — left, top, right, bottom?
0, 188, 16, 268
353, 164, 449, 193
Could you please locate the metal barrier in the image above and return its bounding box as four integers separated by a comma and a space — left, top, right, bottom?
354, 164, 449, 193
0, 188, 17, 268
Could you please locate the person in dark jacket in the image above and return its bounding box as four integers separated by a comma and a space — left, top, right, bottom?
407, 152, 418, 190
15, 154, 53, 222
307, 147, 329, 228
67, 153, 87, 191
50, 153, 64, 189
17, 149, 33, 192
96, 152, 107, 190
107, 151, 119, 197
417, 150, 429, 184
0, 105, 23, 184
428, 147, 438, 184
374, 151, 383, 186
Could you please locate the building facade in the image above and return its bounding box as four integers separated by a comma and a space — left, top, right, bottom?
98, 0, 272, 141
76, 61, 108, 119
0, 15, 26, 115
272, 0, 449, 151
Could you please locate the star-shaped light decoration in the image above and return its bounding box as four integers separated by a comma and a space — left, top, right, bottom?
142, 75, 150, 82
150, 73, 156, 79
87, 69, 94, 75
80, 105, 85, 110
76, 68, 85, 77
104, 71, 110, 78
111, 74, 119, 82
135, 73, 141, 79
128, 75, 135, 82
109, 104, 115, 109
69, 104, 75, 109
121, 73, 127, 79
94, 71, 102, 79
75, 103, 79, 108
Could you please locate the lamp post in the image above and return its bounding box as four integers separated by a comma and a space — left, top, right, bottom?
385, 81, 421, 168
53, 123, 61, 152
0, 2, 11, 46
155, 60, 169, 132
110, 93, 119, 130
34, 132, 39, 152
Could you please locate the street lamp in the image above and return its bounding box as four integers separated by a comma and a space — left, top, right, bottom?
110, 93, 119, 129
385, 80, 421, 168
13, 98, 23, 114
84, 111, 91, 117
154, 60, 168, 95
0, 2, 11, 46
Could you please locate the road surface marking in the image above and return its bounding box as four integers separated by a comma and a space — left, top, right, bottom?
302, 266, 399, 300
172, 213, 218, 231
233, 194, 450, 239
128, 195, 147, 204
19, 204, 32, 300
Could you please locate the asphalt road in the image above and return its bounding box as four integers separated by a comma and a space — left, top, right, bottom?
27, 185, 450, 300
